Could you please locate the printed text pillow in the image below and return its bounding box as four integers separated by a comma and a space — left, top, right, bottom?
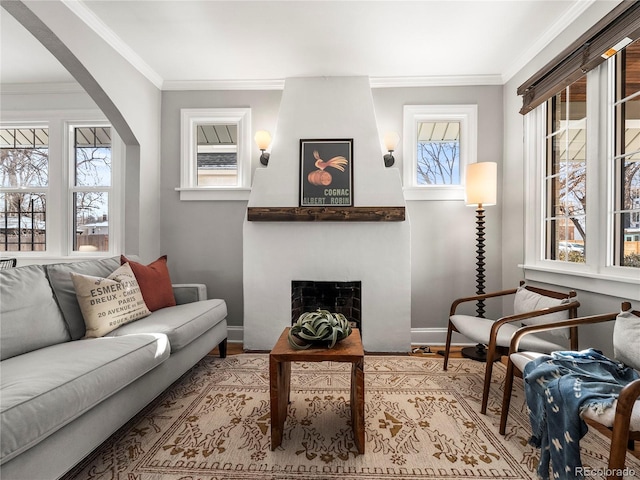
71, 263, 151, 338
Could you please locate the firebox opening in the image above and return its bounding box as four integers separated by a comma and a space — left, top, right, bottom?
291, 280, 362, 332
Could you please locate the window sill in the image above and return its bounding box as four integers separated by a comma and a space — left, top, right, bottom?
521, 263, 640, 301
6, 254, 115, 267
176, 187, 251, 201
403, 186, 465, 201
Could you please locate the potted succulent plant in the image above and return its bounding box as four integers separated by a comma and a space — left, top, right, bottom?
288, 309, 352, 350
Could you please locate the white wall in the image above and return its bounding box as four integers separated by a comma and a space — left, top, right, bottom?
9, 0, 162, 260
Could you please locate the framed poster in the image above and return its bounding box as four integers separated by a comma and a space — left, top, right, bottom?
299, 139, 353, 207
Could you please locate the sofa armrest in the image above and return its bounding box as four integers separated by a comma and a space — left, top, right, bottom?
172, 284, 208, 304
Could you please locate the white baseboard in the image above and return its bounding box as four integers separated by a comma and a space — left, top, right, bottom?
227, 325, 244, 343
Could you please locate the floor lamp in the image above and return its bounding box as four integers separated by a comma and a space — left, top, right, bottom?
461, 162, 497, 362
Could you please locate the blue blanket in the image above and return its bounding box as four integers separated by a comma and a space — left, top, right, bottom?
523, 348, 639, 480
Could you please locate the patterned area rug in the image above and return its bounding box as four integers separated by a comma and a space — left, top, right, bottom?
63, 354, 640, 480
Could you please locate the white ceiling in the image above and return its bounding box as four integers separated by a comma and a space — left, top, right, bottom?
0, 0, 607, 89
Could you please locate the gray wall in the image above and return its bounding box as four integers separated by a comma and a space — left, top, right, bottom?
372, 86, 504, 343
6, 0, 633, 353
160, 90, 282, 333
159, 85, 504, 344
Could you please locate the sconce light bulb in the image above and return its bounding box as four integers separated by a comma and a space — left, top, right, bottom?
254, 130, 272, 151
384, 131, 400, 152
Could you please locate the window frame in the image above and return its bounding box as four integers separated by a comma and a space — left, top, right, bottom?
67, 120, 122, 256
522, 65, 640, 300
402, 104, 477, 201
0, 110, 122, 260
176, 107, 252, 201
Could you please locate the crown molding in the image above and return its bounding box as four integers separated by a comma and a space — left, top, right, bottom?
162, 74, 506, 91
501, 0, 596, 83
61, 0, 164, 89
369, 75, 503, 88
162, 79, 286, 91
0, 82, 85, 95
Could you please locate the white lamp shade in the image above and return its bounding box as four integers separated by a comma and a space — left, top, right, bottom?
254, 130, 271, 150
465, 162, 497, 206
383, 131, 400, 151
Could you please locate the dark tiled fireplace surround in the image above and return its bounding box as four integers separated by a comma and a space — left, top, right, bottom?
291, 281, 362, 332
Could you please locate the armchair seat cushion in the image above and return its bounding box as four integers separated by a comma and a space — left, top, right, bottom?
511, 352, 640, 431
451, 315, 564, 353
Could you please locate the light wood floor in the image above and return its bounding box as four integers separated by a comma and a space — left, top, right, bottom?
210, 343, 466, 357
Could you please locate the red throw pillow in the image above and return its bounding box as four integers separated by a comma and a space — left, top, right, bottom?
121, 255, 176, 312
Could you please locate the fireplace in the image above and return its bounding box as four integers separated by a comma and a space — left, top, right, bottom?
291, 281, 362, 331
243, 76, 411, 352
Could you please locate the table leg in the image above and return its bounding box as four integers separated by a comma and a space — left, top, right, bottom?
270, 357, 291, 450
351, 358, 365, 454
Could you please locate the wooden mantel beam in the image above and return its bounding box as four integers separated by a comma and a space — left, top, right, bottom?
247, 206, 405, 222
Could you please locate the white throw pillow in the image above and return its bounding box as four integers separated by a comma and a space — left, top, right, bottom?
71, 263, 151, 338
514, 286, 573, 339
613, 308, 640, 371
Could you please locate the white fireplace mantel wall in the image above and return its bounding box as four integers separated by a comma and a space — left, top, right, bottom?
243, 76, 411, 352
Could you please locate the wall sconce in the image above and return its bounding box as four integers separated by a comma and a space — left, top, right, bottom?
254, 130, 271, 166
383, 132, 400, 167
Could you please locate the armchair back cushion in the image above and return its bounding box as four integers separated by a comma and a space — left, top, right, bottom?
514, 287, 572, 339
613, 309, 640, 370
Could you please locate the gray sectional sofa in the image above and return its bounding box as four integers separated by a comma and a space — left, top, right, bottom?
0, 256, 228, 480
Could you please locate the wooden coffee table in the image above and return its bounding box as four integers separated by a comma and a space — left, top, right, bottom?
269, 327, 365, 453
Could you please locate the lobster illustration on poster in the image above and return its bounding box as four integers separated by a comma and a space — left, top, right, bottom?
299, 139, 353, 207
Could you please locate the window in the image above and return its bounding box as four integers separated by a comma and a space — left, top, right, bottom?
72, 126, 112, 253
177, 108, 252, 200
523, 42, 640, 300
403, 105, 477, 200
0, 112, 121, 257
544, 77, 587, 264
613, 41, 640, 268
0, 127, 48, 252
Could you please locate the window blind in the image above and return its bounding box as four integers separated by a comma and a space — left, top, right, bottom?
518, 0, 640, 114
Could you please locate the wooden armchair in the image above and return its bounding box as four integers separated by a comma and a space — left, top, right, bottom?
499, 302, 640, 480
444, 281, 579, 415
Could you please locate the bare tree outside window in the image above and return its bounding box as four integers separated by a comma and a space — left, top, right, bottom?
73, 127, 111, 252
416, 121, 461, 185
546, 78, 587, 264
0, 128, 48, 251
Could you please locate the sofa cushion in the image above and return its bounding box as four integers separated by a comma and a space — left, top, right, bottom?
121, 255, 176, 312
0, 265, 71, 361
106, 298, 227, 351
46, 256, 121, 340
71, 263, 151, 338
0, 333, 170, 464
